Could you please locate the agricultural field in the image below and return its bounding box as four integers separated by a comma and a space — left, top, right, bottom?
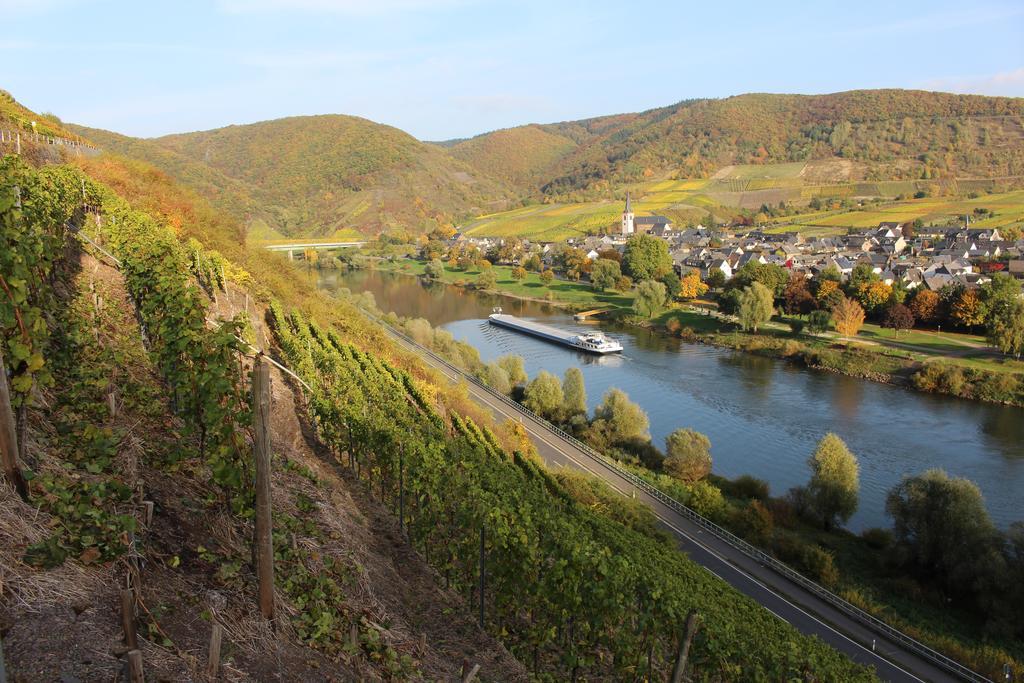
794, 190, 1024, 230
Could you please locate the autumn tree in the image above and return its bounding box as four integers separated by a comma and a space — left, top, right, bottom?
634, 280, 667, 319
623, 234, 672, 281
615, 275, 633, 292
854, 280, 893, 315
590, 258, 621, 292
806, 433, 859, 531
815, 279, 844, 310
539, 269, 554, 285
832, 297, 865, 338
678, 270, 709, 299
881, 303, 914, 336
523, 371, 564, 420
562, 367, 587, 419
511, 265, 527, 281
782, 273, 815, 315
738, 282, 774, 332
663, 429, 712, 483
484, 362, 511, 394
524, 253, 542, 271
909, 289, 940, 325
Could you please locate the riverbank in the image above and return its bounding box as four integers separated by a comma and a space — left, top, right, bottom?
366, 257, 1024, 408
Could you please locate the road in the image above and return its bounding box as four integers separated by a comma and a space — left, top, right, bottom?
386, 330, 966, 683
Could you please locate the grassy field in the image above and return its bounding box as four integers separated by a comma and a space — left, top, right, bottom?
253, 228, 365, 245
375, 259, 636, 309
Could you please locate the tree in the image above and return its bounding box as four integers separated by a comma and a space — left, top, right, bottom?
591, 388, 649, 444
678, 270, 709, 299
706, 269, 726, 290
424, 258, 445, 279
496, 354, 527, 386
660, 270, 682, 301
987, 298, 1024, 358
1002, 225, 1021, 241
909, 289, 940, 325
881, 303, 914, 336
623, 234, 672, 281
511, 265, 527, 281
886, 469, 997, 591
484, 362, 511, 394
524, 253, 542, 271
782, 273, 815, 316
738, 282, 774, 332
476, 269, 497, 291
523, 371, 563, 419
590, 258, 621, 292
615, 275, 633, 292
832, 297, 865, 338
634, 280, 667, 319
562, 367, 587, 419
815, 279, 844, 310
731, 261, 790, 298
853, 280, 893, 315
806, 433, 859, 531
950, 289, 986, 331
807, 309, 832, 334
539, 269, 554, 285
559, 247, 589, 281
663, 429, 712, 483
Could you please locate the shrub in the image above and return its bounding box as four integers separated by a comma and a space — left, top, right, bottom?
730, 474, 771, 501
678, 326, 698, 342
779, 339, 804, 357
861, 527, 894, 550
912, 362, 967, 396
789, 319, 805, 335
734, 500, 774, 546
800, 546, 840, 587
686, 480, 726, 521
665, 317, 682, 336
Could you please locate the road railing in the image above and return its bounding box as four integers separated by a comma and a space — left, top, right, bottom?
376, 316, 994, 683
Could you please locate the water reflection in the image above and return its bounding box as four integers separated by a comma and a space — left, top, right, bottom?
318, 268, 1024, 530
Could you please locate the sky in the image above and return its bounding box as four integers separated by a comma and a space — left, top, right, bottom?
3, 0, 1023, 141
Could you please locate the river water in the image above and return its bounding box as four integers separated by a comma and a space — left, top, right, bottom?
317, 268, 1024, 531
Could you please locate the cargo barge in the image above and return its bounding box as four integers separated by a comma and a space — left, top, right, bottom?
487, 310, 623, 354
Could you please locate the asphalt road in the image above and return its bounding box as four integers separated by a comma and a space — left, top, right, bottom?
386, 330, 967, 683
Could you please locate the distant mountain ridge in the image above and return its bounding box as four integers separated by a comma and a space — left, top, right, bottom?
68, 89, 1024, 238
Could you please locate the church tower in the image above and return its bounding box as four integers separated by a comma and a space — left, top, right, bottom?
621, 192, 634, 235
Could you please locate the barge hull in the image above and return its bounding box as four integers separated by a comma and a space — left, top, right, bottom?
488, 314, 618, 354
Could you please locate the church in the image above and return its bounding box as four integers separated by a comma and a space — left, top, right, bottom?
621, 193, 672, 236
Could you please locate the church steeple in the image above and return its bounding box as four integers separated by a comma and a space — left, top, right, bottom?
621, 192, 635, 235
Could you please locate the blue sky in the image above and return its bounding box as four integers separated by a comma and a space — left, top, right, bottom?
3, 0, 1023, 140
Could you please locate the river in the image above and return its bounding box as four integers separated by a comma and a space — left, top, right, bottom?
316, 267, 1024, 531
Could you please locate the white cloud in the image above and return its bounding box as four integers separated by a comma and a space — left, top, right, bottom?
921, 67, 1024, 97
217, 0, 470, 14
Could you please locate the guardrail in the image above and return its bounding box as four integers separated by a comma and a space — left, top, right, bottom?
377, 316, 994, 683
0, 128, 97, 152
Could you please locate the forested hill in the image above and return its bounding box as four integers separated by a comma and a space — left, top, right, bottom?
72, 89, 1024, 238
71, 115, 516, 238
452, 90, 1024, 198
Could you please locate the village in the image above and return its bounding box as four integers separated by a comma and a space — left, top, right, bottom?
440, 196, 1024, 293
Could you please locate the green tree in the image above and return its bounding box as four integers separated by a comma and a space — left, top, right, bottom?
496, 354, 527, 386
663, 429, 712, 483
731, 261, 789, 298
590, 258, 621, 291
886, 469, 998, 591
476, 268, 497, 291
987, 298, 1024, 358
806, 433, 859, 531
706, 269, 726, 290
623, 234, 672, 281
524, 253, 542, 271
523, 371, 564, 419
484, 361, 511, 394
562, 367, 587, 419
424, 258, 445, 279
738, 282, 775, 332
807, 309, 832, 334
591, 388, 649, 444
634, 280, 667, 318
661, 270, 682, 301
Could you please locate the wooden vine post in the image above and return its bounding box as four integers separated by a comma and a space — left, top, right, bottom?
252, 356, 275, 621
670, 610, 701, 683
0, 350, 29, 501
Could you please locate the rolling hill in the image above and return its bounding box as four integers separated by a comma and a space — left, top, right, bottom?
69, 89, 1024, 240
72, 115, 517, 239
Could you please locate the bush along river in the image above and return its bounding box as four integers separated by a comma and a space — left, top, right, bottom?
317, 267, 1024, 531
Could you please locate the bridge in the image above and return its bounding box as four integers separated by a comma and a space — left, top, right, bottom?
262, 241, 367, 260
